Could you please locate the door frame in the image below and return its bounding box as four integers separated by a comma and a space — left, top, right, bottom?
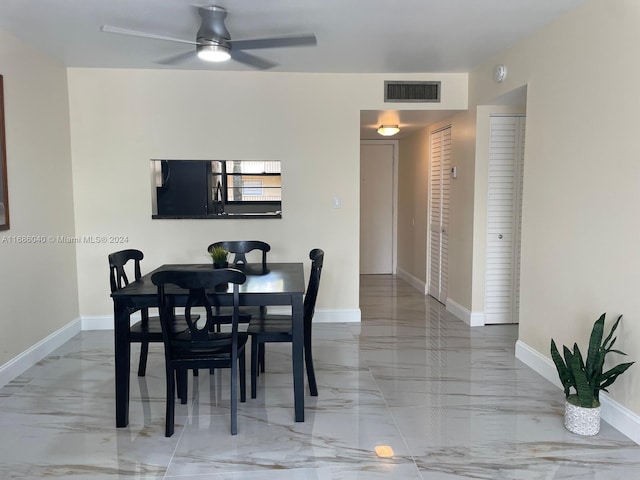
360, 140, 398, 274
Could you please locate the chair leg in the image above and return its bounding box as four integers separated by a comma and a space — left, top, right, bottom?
258, 343, 266, 373
137, 341, 149, 376
166, 366, 175, 437
230, 358, 238, 435
251, 337, 259, 399
177, 369, 188, 404
305, 336, 318, 397
239, 349, 247, 403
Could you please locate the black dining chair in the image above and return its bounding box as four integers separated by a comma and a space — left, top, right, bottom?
207, 240, 272, 367
108, 249, 197, 377
247, 248, 324, 399
151, 268, 248, 437
206, 240, 271, 330
207, 240, 271, 268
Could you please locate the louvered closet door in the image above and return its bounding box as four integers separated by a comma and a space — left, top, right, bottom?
485, 115, 525, 324
429, 126, 451, 303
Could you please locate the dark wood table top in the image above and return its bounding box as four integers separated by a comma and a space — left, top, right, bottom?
111, 262, 305, 308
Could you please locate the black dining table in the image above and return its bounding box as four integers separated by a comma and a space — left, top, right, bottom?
110, 262, 306, 427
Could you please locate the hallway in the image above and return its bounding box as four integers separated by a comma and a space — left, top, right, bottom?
0, 275, 638, 479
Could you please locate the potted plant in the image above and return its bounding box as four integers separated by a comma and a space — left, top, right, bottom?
550, 313, 634, 436
208, 246, 229, 269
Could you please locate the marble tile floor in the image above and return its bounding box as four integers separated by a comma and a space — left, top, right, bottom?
1, 274, 639, 479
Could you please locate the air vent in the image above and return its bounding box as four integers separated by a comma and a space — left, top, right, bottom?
384, 81, 441, 103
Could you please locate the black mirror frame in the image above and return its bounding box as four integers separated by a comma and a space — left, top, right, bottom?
0, 75, 9, 231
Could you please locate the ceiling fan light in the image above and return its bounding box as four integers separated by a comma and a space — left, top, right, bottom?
377, 125, 400, 136
197, 44, 231, 62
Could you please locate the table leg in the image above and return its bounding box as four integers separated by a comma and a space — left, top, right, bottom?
114, 301, 131, 427
291, 293, 304, 422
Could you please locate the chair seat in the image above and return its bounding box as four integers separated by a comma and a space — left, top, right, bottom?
129, 315, 193, 340
246, 315, 292, 336
172, 335, 248, 360
212, 306, 262, 324
173, 331, 248, 346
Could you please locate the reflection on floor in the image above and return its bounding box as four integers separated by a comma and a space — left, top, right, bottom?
1, 275, 639, 479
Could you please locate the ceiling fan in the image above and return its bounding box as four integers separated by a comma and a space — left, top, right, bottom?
101, 5, 317, 70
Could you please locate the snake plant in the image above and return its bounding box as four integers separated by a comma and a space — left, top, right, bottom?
550, 313, 634, 408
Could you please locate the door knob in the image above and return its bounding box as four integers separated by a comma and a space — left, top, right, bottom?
498, 234, 503, 239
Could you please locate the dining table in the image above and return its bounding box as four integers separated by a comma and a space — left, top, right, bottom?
110, 262, 306, 427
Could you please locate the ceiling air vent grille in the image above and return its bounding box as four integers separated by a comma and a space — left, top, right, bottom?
384, 81, 441, 103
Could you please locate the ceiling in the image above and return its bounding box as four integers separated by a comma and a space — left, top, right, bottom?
0, 0, 584, 138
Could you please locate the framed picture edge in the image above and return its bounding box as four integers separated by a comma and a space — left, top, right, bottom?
0, 74, 9, 231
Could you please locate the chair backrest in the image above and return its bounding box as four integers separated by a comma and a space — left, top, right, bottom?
108, 249, 144, 293
304, 249, 324, 325
151, 268, 247, 351
207, 240, 271, 267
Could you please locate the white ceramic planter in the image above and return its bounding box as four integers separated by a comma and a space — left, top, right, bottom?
564, 401, 601, 436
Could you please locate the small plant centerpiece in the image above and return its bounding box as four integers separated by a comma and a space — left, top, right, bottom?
208, 246, 229, 269
550, 313, 634, 436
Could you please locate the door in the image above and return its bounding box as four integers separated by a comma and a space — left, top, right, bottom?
484, 115, 525, 324
360, 142, 394, 274
429, 126, 451, 303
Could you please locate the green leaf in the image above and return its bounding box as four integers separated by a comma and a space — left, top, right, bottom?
562, 345, 577, 390
551, 339, 573, 397
598, 362, 635, 391
573, 343, 585, 370
609, 349, 627, 356
569, 351, 596, 408
585, 314, 605, 380
602, 314, 622, 351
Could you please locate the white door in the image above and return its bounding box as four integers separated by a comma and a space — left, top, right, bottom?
485, 115, 526, 324
360, 143, 394, 274
429, 126, 451, 303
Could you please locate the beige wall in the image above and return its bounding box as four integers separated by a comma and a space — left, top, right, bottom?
67, 70, 468, 321
396, 114, 474, 309
466, 0, 640, 413
0, 30, 78, 365
397, 129, 429, 281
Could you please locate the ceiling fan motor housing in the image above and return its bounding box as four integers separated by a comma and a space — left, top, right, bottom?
197, 5, 230, 42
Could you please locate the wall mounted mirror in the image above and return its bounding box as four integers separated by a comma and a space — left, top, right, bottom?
151, 159, 281, 219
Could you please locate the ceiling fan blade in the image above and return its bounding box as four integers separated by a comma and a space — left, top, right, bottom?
231, 50, 277, 70
101, 25, 198, 46
156, 50, 198, 65
231, 33, 317, 51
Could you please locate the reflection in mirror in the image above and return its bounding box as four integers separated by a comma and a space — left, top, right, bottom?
151, 159, 281, 219
0, 75, 9, 231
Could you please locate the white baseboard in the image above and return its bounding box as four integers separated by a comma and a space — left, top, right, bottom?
446, 297, 485, 327
81, 312, 141, 331
81, 315, 116, 331
515, 340, 640, 445
0, 317, 82, 388
395, 267, 427, 294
